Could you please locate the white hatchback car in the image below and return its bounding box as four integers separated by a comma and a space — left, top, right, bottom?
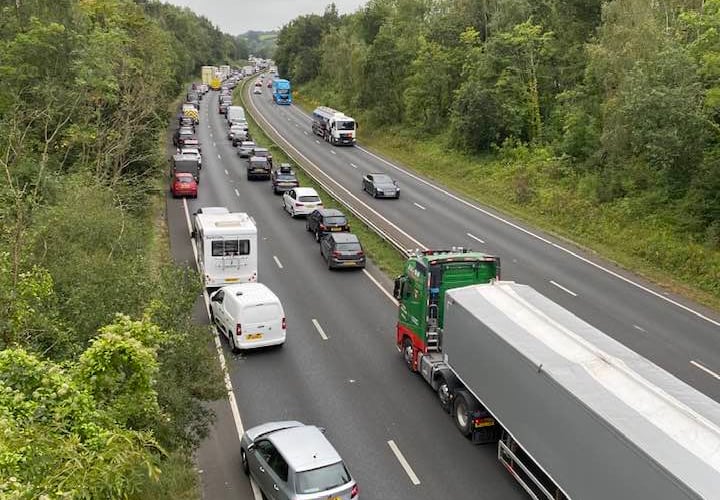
282, 187, 323, 218
179, 147, 202, 167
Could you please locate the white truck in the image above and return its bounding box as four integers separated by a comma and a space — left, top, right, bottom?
192, 209, 258, 288
311, 106, 357, 146
418, 281, 720, 500
219, 65, 231, 80
242, 65, 254, 78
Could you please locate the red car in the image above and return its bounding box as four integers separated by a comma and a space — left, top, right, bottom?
171, 172, 198, 198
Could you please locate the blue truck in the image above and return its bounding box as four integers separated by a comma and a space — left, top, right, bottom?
271, 79, 292, 105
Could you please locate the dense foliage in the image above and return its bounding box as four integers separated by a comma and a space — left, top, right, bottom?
276, 0, 720, 277
239, 30, 278, 58
0, 0, 232, 496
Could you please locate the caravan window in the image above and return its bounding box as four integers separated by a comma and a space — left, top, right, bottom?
211, 239, 250, 257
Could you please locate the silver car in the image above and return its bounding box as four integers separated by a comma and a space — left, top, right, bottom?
237, 141, 256, 158
241, 421, 359, 500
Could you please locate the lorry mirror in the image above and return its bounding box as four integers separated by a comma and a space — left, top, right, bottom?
393, 276, 405, 300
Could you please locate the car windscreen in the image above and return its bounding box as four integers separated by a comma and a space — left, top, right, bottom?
276, 174, 296, 181
176, 177, 194, 184
243, 303, 281, 324
336, 243, 361, 252
254, 150, 269, 157
298, 195, 320, 203
324, 216, 347, 225
211, 239, 250, 257
295, 462, 351, 494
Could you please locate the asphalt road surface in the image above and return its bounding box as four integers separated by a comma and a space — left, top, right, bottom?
245, 82, 720, 405
168, 90, 528, 499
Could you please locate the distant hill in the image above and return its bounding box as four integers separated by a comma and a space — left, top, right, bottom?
238, 31, 277, 58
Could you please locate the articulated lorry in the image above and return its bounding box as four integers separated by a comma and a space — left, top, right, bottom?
311, 106, 357, 146
394, 249, 720, 500
272, 79, 292, 105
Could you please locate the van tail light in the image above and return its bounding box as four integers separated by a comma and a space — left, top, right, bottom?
281, 317, 286, 329
351, 484, 359, 498
357, 251, 364, 257
295, 202, 302, 207
319, 224, 326, 230
236, 324, 242, 337
332, 251, 341, 257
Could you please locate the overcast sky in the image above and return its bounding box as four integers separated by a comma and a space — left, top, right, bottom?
164, 0, 369, 35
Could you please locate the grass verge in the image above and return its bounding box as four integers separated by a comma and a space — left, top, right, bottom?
237, 85, 405, 278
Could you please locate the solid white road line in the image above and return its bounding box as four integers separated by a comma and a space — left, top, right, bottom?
185, 185, 264, 500
466, 232, 485, 244
234, 188, 240, 197
362, 269, 398, 306
311, 319, 328, 340
387, 440, 421, 486
691, 360, 720, 381
350, 163, 358, 169
550, 280, 578, 297
224, 169, 229, 175
273, 255, 283, 269
413, 202, 426, 211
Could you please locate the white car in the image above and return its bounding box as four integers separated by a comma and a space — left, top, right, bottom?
228, 124, 246, 140
253, 87, 262, 95
180, 147, 202, 167
282, 187, 323, 218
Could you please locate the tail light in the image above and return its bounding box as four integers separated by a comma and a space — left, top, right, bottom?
357, 251, 364, 257
332, 251, 341, 257
236, 324, 242, 337
295, 202, 302, 207
351, 484, 359, 498
281, 317, 286, 329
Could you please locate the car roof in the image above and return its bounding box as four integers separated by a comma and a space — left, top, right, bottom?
370, 173, 392, 180
268, 425, 342, 472
197, 207, 228, 215
253, 147, 269, 152
174, 172, 195, 179
241, 141, 255, 146
316, 208, 344, 217
295, 187, 319, 196
249, 156, 269, 162
328, 233, 360, 244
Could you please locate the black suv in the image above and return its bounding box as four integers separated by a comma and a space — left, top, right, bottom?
320, 232, 365, 270
270, 164, 299, 194
247, 156, 271, 180
306, 208, 350, 242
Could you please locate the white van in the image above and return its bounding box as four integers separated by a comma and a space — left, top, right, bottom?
193, 210, 258, 288
209, 283, 286, 351
226, 106, 246, 126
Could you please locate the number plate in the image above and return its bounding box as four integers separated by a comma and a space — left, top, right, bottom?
246, 333, 263, 340
225, 278, 239, 282
330, 227, 341, 231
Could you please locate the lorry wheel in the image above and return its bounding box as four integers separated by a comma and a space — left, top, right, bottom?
453, 390, 480, 438
437, 378, 453, 413
402, 338, 415, 372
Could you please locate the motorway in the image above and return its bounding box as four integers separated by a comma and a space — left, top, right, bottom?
167, 90, 528, 499
244, 82, 720, 404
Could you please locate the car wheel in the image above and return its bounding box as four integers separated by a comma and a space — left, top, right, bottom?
373, 187, 378, 198
229, 333, 239, 354
290, 207, 296, 218
327, 257, 333, 270
402, 337, 415, 372
241, 449, 249, 476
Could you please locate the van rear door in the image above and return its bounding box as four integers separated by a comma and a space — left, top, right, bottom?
242, 302, 284, 344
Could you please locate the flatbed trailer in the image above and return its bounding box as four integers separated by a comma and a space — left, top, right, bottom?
417, 281, 720, 500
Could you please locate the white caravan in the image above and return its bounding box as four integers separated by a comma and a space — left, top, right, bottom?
193, 210, 258, 288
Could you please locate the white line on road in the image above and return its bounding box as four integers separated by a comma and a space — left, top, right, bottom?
304, 131, 309, 135
234, 188, 240, 197
387, 440, 421, 486
315, 140, 320, 144
413, 202, 426, 211
350, 163, 358, 169
362, 269, 398, 306
213, 142, 216, 147
633, 324, 647, 333
295, 123, 299, 127
550, 280, 578, 297
311, 319, 328, 340
467, 232, 485, 244
273, 255, 284, 269
352, 143, 720, 329
691, 360, 720, 380
224, 169, 229, 175
331, 150, 337, 155
217, 154, 222, 159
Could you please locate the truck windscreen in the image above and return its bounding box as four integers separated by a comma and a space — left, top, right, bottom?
337, 121, 355, 130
